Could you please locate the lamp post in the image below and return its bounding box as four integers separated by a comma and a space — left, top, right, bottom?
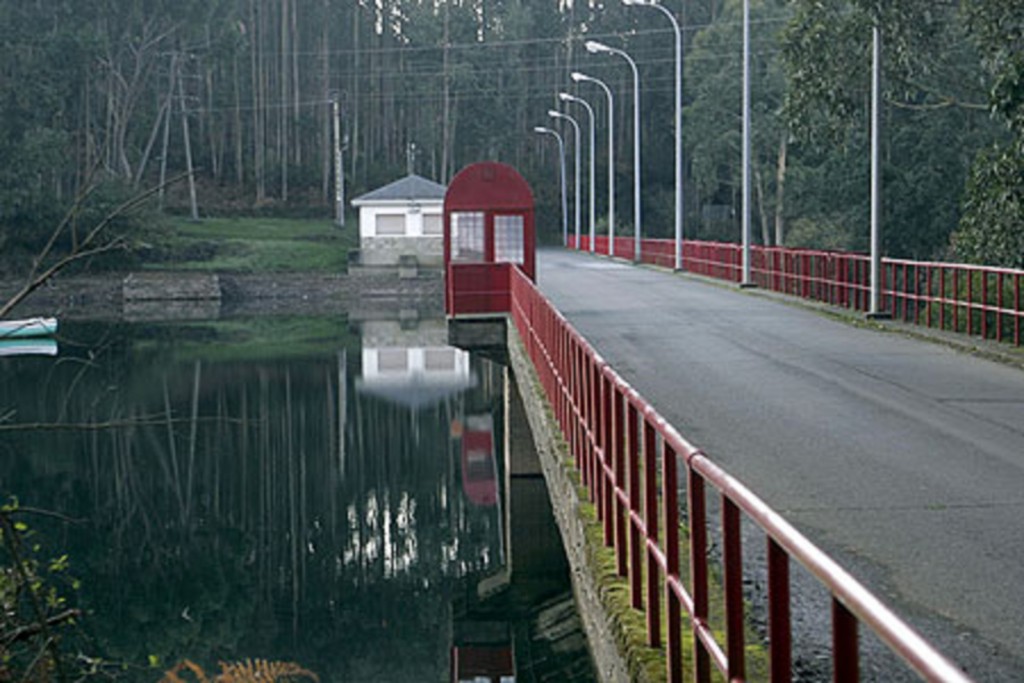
571, 71, 615, 257
623, 0, 683, 271
549, 109, 582, 250
586, 40, 642, 263
560, 92, 596, 253
868, 24, 888, 318
534, 126, 568, 246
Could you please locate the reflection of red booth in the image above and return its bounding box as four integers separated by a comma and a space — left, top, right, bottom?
444, 162, 535, 317
461, 414, 497, 506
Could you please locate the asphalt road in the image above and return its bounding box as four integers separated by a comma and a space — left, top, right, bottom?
536, 247, 1024, 681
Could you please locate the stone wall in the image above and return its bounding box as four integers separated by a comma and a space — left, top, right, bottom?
360, 236, 444, 267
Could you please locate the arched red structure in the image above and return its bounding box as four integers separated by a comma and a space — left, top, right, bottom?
444, 162, 535, 317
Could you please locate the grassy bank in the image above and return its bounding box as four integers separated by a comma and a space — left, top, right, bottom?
147, 216, 357, 273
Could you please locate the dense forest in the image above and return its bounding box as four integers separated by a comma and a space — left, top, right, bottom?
0, 0, 1020, 268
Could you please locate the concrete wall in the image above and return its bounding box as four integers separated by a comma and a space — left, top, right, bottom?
507, 327, 635, 683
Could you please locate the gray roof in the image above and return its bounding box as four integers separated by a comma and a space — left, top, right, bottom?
351, 174, 446, 205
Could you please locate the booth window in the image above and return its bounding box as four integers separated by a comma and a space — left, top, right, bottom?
494, 214, 525, 264
450, 212, 485, 262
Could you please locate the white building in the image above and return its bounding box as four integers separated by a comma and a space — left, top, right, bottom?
351, 174, 447, 267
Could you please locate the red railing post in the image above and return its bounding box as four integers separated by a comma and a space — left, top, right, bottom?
832, 599, 859, 683
967, 270, 974, 336
723, 497, 746, 681
602, 374, 615, 546
589, 357, 599, 505
664, 442, 683, 683
997, 272, 1004, 343
939, 267, 946, 332
953, 269, 960, 334
644, 418, 661, 648
688, 467, 711, 682
628, 402, 642, 601
613, 384, 628, 576
981, 271, 989, 339
768, 539, 792, 682
1016, 274, 1021, 346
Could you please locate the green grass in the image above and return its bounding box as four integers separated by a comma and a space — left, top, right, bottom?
148, 217, 356, 273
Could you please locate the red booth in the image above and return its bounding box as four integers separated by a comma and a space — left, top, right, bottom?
444, 162, 535, 317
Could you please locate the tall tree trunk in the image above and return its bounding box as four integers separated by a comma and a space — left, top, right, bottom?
754, 163, 770, 246
251, 0, 266, 203
280, 0, 290, 202
291, 0, 301, 167
320, 0, 331, 202
159, 53, 177, 211
234, 53, 244, 186
775, 132, 788, 247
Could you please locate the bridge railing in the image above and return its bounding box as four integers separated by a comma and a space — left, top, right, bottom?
510, 266, 971, 682
568, 236, 1024, 346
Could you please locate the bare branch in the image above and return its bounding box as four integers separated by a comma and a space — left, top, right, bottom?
0, 172, 189, 319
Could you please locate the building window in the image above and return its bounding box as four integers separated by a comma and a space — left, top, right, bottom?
422, 213, 443, 236
451, 212, 485, 262
423, 348, 457, 372
377, 349, 408, 373
376, 214, 406, 236
494, 214, 524, 264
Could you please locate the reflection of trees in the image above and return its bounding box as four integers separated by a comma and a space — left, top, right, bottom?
0, 336, 505, 679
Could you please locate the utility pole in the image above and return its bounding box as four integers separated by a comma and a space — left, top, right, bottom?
332, 93, 345, 227
740, 0, 753, 286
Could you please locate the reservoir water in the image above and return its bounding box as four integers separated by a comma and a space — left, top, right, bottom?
0, 313, 595, 682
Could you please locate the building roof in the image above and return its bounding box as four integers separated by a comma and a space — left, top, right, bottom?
351, 174, 447, 206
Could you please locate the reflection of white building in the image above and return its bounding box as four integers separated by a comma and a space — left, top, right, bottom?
356, 319, 476, 410
351, 174, 447, 267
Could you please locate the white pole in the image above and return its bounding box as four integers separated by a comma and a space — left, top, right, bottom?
741, 0, 753, 286
550, 110, 582, 249
576, 74, 615, 256
670, 6, 683, 271
561, 93, 597, 252
628, 2, 684, 270
869, 25, 883, 317
630, 57, 642, 263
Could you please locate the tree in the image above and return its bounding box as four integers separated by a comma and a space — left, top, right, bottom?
782, 0, 999, 259
952, 0, 1024, 267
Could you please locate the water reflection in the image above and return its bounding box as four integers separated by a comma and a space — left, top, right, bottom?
0, 314, 593, 682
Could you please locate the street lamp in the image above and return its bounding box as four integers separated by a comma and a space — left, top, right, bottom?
549, 109, 582, 250
534, 126, 568, 246
623, 0, 683, 271
559, 92, 596, 253
586, 40, 642, 263
571, 71, 615, 258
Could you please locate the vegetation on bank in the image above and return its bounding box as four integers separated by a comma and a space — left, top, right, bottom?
143, 217, 356, 274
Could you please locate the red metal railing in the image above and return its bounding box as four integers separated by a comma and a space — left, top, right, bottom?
567, 236, 1024, 346
509, 266, 972, 682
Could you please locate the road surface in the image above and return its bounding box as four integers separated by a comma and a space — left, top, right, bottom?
537, 248, 1024, 681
